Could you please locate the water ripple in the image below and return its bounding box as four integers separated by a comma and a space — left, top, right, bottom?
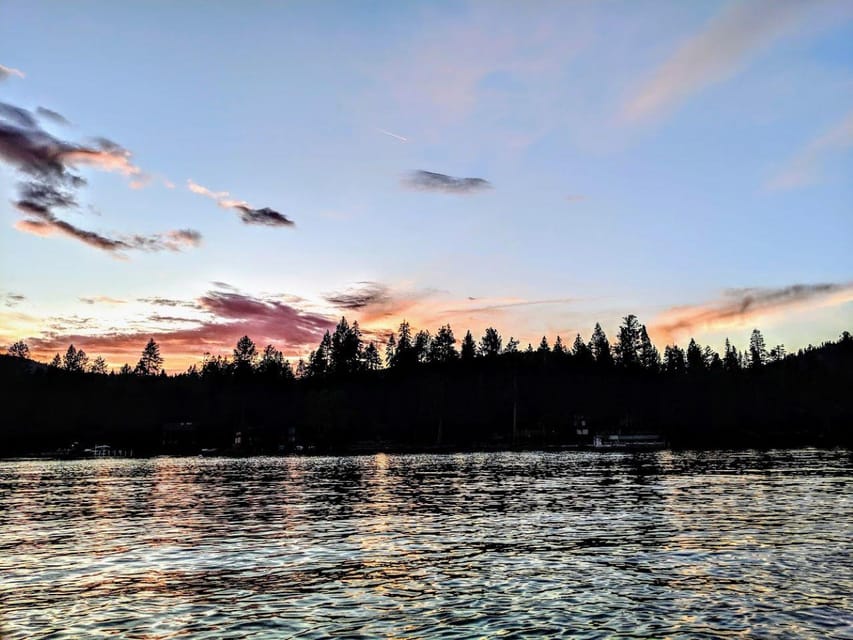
1, 449, 851, 638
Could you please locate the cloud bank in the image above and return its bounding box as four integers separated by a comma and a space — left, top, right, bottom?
27, 287, 336, 367
187, 179, 294, 227
403, 170, 492, 194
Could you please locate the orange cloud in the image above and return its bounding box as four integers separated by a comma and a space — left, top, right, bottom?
651, 282, 853, 344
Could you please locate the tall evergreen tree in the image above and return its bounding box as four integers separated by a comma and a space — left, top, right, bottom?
232, 335, 258, 377
64, 344, 88, 373
428, 325, 458, 363
414, 330, 431, 364
589, 323, 613, 368
663, 345, 686, 374
135, 338, 164, 376
460, 330, 477, 361
638, 326, 660, 371
363, 342, 382, 370
723, 338, 740, 372
615, 314, 642, 369
308, 331, 332, 377
572, 333, 594, 367
479, 327, 502, 357
686, 338, 705, 373
50, 353, 62, 368
384, 334, 397, 368
749, 329, 768, 368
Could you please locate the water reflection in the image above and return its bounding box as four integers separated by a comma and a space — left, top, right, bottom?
0, 449, 851, 638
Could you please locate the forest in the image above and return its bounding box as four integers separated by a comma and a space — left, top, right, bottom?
1, 314, 851, 456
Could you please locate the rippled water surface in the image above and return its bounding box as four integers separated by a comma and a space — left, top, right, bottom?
1, 450, 852, 638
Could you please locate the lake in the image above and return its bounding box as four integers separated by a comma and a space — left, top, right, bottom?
1, 450, 851, 638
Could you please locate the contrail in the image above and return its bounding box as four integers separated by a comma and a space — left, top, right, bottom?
376, 127, 408, 143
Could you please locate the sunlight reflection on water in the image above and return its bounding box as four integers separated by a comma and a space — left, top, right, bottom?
1, 449, 851, 638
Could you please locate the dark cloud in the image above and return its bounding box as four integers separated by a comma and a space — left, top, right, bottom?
138, 297, 201, 309
0, 101, 202, 256
235, 205, 294, 227
403, 170, 492, 194
3, 293, 26, 307
324, 282, 392, 310
0, 102, 38, 128
187, 180, 295, 227
653, 282, 853, 340
36, 106, 71, 126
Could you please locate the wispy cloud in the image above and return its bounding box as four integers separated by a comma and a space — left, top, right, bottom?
443, 297, 579, 314
651, 282, 853, 342
187, 179, 294, 227
0, 64, 25, 81
768, 108, 853, 189
0, 101, 201, 255
623, 0, 809, 123
403, 170, 492, 194
79, 296, 128, 305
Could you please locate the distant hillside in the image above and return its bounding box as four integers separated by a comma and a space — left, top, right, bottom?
0, 354, 50, 376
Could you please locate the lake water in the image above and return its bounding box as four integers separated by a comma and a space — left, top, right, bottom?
1, 450, 851, 639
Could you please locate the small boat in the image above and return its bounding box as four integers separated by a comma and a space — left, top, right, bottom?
592, 433, 666, 450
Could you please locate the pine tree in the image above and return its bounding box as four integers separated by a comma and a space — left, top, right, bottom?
414, 330, 431, 364
363, 342, 382, 370
384, 334, 397, 367
504, 337, 520, 354
615, 314, 642, 369
428, 325, 458, 363
63, 345, 88, 373
50, 353, 62, 368
686, 338, 705, 373
479, 327, 502, 357
749, 329, 767, 368
589, 323, 613, 368
663, 345, 686, 374
90, 356, 108, 375
135, 338, 164, 376
723, 338, 739, 372
460, 330, 477, 361
258, 344, 286, 379
638, 326, 660, 371
7, 340, 29, 359
572, 333, 594, 367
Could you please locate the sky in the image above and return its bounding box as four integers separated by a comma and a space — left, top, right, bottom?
1, 0, 851, 371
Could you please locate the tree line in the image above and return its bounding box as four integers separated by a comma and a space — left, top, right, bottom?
5, 313, 806, 379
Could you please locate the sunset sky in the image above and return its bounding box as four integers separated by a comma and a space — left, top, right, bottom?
1, 1, 851, 371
